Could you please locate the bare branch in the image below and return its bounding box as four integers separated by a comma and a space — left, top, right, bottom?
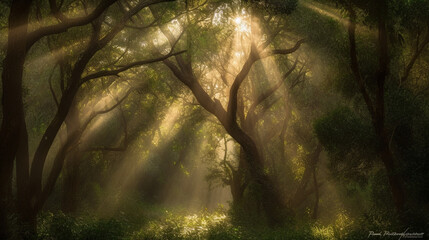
258, 28, 281, 51
246, 57, 299, 123
90, 89, 133, 118
110, 44, 130, 67
149, 6, 191, 71
289, 62, 307, 89
48, 65, 59, 108
261, 39, 306, 58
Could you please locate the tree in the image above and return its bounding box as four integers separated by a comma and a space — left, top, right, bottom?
147, 0, 305, 225
314, 0, 429, 215
0, 0, 182, 236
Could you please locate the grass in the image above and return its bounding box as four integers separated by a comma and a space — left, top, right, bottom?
31, 202, 419, 240
33, 208, 355, 240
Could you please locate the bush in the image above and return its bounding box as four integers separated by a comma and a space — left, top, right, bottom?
37, 212, 126, 240
130, 209, 325, 240
131, 210, 232, 240
38, 212, 78, 240
79, 219, 125, 240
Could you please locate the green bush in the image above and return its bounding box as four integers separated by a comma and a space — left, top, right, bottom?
79, 219, 125, 240
38, 212, 78, 240
131, 210, 231, 240
37, 212, 126, 240
130, 209, 326, 240
37, 208, 418, 240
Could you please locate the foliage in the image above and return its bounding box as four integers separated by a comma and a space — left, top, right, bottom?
131, 209, 331, 240
37, 212, 126, 240
33, 209, 347, 240
314, 106, 376, 183
1, 0, 428, 238
12, 209, 372, 240
131, 209, 235, 240
246, 0, 298, 15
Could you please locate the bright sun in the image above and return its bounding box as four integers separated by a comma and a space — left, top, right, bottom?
234, 17, 242, 25
233, 16, 249, 33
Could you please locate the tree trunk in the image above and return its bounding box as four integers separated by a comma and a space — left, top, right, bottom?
230, 179, 245, 206
347, 4, 406, 212
311, 169, 319, 220
62, 151, 81, 213
241, 144, 288, 226
291, 144, 322, 208
16, 119, 37, 237
163, 66, 289, 225
230, 148, 247, 206
374, 9, 405, 212
0, 0, 33, 238
62, 100, 81, 213
159, 25, 300, 224
378, 131, 405, 211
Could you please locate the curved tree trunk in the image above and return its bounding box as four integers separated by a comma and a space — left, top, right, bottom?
152, 6, 305, 222
165, 64, 289, 224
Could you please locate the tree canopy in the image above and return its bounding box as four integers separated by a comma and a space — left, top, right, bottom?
0, 0, 428, 239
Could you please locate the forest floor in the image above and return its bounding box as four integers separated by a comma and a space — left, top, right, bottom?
32, 203, 367, 240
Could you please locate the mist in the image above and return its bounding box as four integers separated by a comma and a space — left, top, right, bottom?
0, 0, 428, 239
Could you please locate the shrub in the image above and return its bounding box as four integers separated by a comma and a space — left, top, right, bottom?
37, 212, 126, 240
79, 219, 125, 240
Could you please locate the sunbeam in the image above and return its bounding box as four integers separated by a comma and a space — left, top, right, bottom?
3, 0, 427, 238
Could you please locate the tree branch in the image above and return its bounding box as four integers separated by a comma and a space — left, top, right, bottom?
401, 25, 429, 83
35, 86, 133, 211
48, 65, 60, 108
27, 0, 117, 51
346, 6, 375, 121
80, 50, 186, 84
149, 6, 190, 72
246, 57, 299, 124
227, 44, 259, 125
85, 93, 131, 152
99, 0, 174, 47
221, 137, 233, 182
261, 39, 306, 58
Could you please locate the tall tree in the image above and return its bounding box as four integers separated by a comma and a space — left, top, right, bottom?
149, 1, 304, 224
1, 0, 181, 236
0, 0, 117, 237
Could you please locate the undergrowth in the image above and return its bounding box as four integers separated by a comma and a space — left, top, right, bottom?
31, 206, 425, 240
